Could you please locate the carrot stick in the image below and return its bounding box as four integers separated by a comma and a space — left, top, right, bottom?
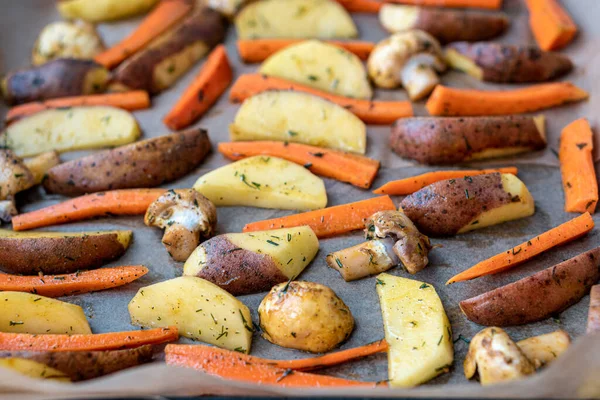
237, 39, 375, 62
243, 196, 396, 238
373, 167, 518, 195
218, 141, 380, 189
0, 327, 178, 352
94, 0, 193, 69
230, 74, 413, 125
166, 340, 388, 372
447, 212, 595, 284
5, 91, 150, 125
163, 45, 233, 131
559, 118, 598, 214
334, 0, 383, 12
0, 266, 149, 297
526, 0, 577, 50
386, 0, 502, 9
12, 189, 166, 231
426, 83, 588, 116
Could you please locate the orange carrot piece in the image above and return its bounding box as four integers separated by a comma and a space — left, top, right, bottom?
526, 0, 577, 50
5, 91, 150, 124
335, 0, 383, 12
426, 83, 588, 116
0, 266, 149, 297
230, 74, 413, 125
447, 212, 595, 284
237, 39, 375, 62
243, 196, 396, 238
373, 167, 518, 195
386, 0, 502, 9
559, 119, 598, 213
163, 45, 233, 130
12, 189, 166, 231
0, 327, 178, 352
218, 141, 380, 189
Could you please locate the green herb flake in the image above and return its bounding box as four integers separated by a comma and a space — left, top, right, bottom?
335, 258, 343, 268
287, 233, 292, 242
287, 130, 298, 137
437, 335, 444, 346
307, 75, 319, 81
9, 321, 24, 326
419, 283, 430, 289
376, 278, 385, 286
266, 239, 279, 246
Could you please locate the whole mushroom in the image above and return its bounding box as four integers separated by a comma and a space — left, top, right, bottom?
144, 189, 217, 262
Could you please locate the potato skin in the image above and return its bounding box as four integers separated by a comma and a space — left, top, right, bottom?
400, 173, 514, 236
447, 42, 573, 83
460, 247, 600, 326
390, 116, 546, 164
44, 128, 211, 196
1, 59, 108, 105
0, 345, 153, 381
415, 9, 508, 44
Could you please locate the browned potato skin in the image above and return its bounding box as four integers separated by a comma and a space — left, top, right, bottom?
390, 116, 546, 165
460, 247, 600, 327
447, 42, 573, 83
0, 345, 153, 381
587, 285, 600, 334
414, 9, 508, 44
44, 128, 211, 196
1, 59, 108, 105
400, 173, 514, 236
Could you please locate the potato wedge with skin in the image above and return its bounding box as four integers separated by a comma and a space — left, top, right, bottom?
460, 247, 600, 326
390, 116, 546, 165
376, 273, 454, 387
0, 106, 141, 157
230, 91, 366, 154
0, 292, 91, 335
0, 229, 131, 275
1, 59, 109, 106
380, 5, 509, 44
24, 151, 61, 185
400, 173, 535, 236
235, 0, 358, 39
129, 276, 253, 353
44, 128, 211, 196
58, 0, 160, 22
194, 156, 327, 210
112, 8, 225, 94
184, 226, 319, 295
32, 21, 104, 66
0, 358, 70, 382
260, 41, 372, 100
517, 330, 570, 369
588, 285, 600, 334
446, 42, 573, 83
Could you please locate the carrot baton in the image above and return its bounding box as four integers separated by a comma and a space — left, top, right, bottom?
526, 0, 577, 50
237, 39, 375, 62
334, 0, 383, 12
218, 141, 380, 189
0, 266, 149, 297
243, 196, 396, 238
12, 189, 166, 231
447, 212, 595, 284
386, 0, 502, 9
0, 327, 178, 352
426, 83, 588, 116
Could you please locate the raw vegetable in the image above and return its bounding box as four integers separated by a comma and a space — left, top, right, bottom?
387, 0, 502, 8
335, 0, 382, 12
237, 39, 374, 62
57, 0, 160, 22
526, 0, 578, 50
32, 21, 104, 65
0, 359, 70, 382
23, 152, 61, 185
587, 285, 600, 334
517, 330, 570, 369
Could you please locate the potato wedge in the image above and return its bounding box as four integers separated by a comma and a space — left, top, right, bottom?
517, 330, 570, 369
260, 40, 372, 99
24, 151, 61, 185
390, 116, 546, 164
446, 42, 573, 83
460, 247, 600, 326
1, 59, 109, 106
112, 8, 225, 94
0, 358, 70, 382
193, 156, 327, 210
203, 0, 248, 18
588, 285, 600, 334
184, 226, 319, 295
129, 276, 253, 353
44, 128, 211, 196
0, 229, 131, 275
0, 106, 141, 157
58, 0, 160, 22
0, 292, 91, 335
32, 21, 104, 65
376, 273, 453, 387
235, 0, 357, 39
230, 91, 366, 154
400, 173, 535, 236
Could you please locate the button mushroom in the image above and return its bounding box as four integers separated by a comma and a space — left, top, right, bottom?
0, 150, 35, 223
144, 189, 217, 262
367, 30, 446, 100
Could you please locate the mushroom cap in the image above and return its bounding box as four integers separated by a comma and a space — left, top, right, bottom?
0, 150, 34, 201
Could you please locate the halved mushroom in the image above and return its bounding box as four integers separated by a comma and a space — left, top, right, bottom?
0, 150, 35, 223
144, 189, 217, 262
516, 330, 570, 369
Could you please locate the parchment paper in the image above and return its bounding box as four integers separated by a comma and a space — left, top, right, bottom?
0, 0, 599, 398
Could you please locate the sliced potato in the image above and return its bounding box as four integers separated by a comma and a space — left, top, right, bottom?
588, 285, 600, 334
24, 151, 61, 185
235, 0, 357, 39
184, 226, 319, 295
0, 292, 91, 335
517, 330, 570, 369
0, 106, 141, 157
128, 276, 253, 353
230, 91, 366, 154
32, 21, 104, 65
376, 273, 454, 387
260, 40, 372, 99
58, 0, 160, 22
0, 358, 70, 382
194, 156, 327, 210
